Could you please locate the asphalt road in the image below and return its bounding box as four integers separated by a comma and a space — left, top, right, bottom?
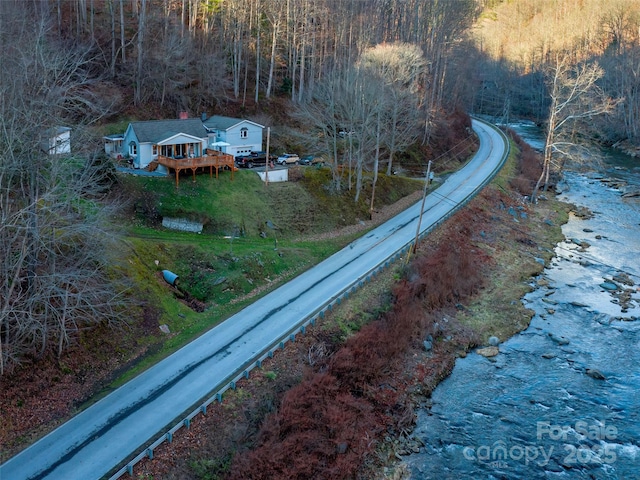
0, 118, 508, 480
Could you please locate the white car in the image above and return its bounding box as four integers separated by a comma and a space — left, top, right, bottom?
276, 153, 300, 165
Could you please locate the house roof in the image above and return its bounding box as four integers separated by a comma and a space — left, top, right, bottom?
156, 132, 206, 146
129, 118, 207, 143
203, 115, 264, 131
104, 134, 124, 141
44, 126, 71, 138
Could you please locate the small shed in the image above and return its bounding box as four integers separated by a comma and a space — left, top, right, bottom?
43, 126, 71, 155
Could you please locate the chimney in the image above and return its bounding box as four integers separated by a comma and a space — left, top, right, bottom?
179, 111, 188, 120
201, 112, 208, 122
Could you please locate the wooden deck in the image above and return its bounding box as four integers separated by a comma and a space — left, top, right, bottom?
157, 151, 236, 187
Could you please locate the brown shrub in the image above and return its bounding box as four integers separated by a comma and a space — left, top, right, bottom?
230, 372, 382, 480
228, 190, 495, 480
507, 129, 543, 196
429, 110, 474, 163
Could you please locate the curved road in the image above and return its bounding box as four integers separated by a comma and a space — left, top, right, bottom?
0, 118, 509, 480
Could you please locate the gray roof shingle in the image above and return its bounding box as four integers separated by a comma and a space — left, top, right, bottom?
130, 118, 207, 143
203, 115, 264, 131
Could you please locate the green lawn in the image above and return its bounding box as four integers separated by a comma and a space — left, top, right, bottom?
111, 167, 423, 383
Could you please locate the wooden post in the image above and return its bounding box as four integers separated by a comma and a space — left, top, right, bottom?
413, 161, 432, 253
265, 127, 271, 186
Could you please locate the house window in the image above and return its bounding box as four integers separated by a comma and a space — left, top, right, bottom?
129, 142, 137, 156
152, 145, 158, 156
240, 128, 248, 139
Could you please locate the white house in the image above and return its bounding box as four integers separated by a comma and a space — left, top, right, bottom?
114, 115, 265, 169
202, 115, 264, 158
122, 118, 209, 169
43, 126, 71, 155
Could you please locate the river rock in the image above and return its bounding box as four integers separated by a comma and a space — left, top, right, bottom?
548, 332, 570, 345
613, 273, 634, 286
476, 346, 499, 357
586, 368, 606, 380
600, 281, 618, 291
573, 206, 593, 219
541, 352, 556, 359
537, 277, 551, 287
423, 340, 433, 352
622, 189, 640, 198
488, 336, 500, 346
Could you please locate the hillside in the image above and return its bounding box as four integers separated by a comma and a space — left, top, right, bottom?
0, 149, 457, 460
1, 0, 637, 476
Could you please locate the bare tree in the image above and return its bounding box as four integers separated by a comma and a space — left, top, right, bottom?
134, 0, 147, 106
532, 54, 619, 202
358, 43, 424, 175
0, 5, 129, 374
293, 68, 353, 192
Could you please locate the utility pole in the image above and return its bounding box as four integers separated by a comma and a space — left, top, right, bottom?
413, 160, 432, 253
265, 126, 271, 187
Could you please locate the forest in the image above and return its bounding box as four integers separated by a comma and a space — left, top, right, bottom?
16, 0, 637, 141
1, 0, 639, 478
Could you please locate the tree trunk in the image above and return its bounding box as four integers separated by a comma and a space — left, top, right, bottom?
255, 0, 261, 104
134, 0, 146, 106
266, 19, 278, 98
369, 110, 382, 218
108, 0, 116, 77
119, 0, 125, 63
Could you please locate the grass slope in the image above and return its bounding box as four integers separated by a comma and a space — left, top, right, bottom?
100, 167, 423, 383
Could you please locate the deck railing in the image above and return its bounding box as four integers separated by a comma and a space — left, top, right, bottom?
157, 151, 236, 186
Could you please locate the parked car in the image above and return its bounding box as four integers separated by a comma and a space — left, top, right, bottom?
300, 155, 325, 166
276, 153, 300, 165
235, 151, 275, 168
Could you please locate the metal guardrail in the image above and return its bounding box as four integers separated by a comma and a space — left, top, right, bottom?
108, 118, 510, 479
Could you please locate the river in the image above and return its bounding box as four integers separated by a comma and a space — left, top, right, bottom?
405, 121, 640, 479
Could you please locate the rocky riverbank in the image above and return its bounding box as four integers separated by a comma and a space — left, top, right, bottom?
612, 139, 640, 159
401, 169, 640, 479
